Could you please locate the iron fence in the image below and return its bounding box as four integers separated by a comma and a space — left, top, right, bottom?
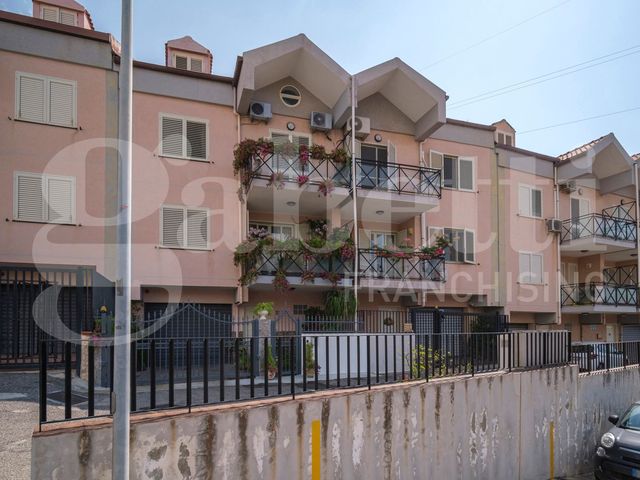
355, 159, 442, 198
254, 250, 353, 280
358, 249, 445, 282
38, 330, 570, 428
250, 153, 351, 188
571, 341, 640, 373
560, 283, 639, 307
560, 213, 637, 243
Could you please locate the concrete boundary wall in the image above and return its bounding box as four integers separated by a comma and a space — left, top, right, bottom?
31, 366, 640, 479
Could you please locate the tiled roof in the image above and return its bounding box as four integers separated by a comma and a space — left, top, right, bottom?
557, 134, 611, 161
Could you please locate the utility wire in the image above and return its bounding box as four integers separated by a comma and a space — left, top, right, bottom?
423, 0, 573, 70
449, 45, 640, 110
449, 44, 640, 108
518, 106, 640, 135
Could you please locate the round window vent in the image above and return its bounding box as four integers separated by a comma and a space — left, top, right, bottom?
280, 85, 301, 107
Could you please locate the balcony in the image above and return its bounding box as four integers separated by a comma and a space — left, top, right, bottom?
358, 248, 445, 292
560, 212, 636, 258
560, 282, 639, 313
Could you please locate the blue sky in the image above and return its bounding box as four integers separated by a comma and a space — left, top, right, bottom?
4, 0, 639, 156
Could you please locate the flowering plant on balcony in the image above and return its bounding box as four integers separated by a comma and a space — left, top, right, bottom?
273, 268, 290, 292
267, 171, 286, 190
301, 270, 316, 284
331, 147, 349, 164
297, 174, 309, 186
417, 236, 450, 260
298, 144, 310, 166
310, 144, 327, 160
318, 178, 335, 197
339, 241, 355, 261
233, 138, 274, 189
320, 271, 341, 287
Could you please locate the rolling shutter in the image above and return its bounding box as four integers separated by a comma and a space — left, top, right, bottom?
16, 174, 44, 222
47, 177, 74, 223
161, 207, 184, 248
190, 58, 203, 73
161, 117, 184, 157
18, 76, 46, 123
41, 7, 58, 22
186, 209, 208, 249
59, 10, 76, 26
49, 80, 75, 127
186, 121, 207, 160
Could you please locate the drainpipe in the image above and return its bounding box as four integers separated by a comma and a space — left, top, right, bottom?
555, 164, 562, 326
350, 76, 359, 328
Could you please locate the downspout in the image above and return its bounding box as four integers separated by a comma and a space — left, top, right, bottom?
420, 140, 428, 306
555, 164, 562, 326
350, 76, 359, 328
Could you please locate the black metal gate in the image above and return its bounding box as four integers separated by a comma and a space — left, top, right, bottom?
0, 265, 93, 367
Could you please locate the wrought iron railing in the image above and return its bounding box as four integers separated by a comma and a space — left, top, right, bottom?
250, 154, 351, 187
355, 158, 442, 198
560, 213, 637, 243
358, 249, 445, 282
561, 282, 639, 307
254, 250, 353, 280
603, 265, 638, 286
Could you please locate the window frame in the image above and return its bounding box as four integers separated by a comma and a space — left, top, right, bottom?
518, 183, 543, 219
15, 72, 77, 128
248, 221, 298, 240
496, 130, 513, 146
159, 204, 210, 250
159, 113, 210, 161
518, 251, 544, 285
13, 171, 76, 225
279, 84, 302, 108
430, 150, 475, 192
429, 226, 475, 264
40, 5, 77, 26
172, 53, 205, 72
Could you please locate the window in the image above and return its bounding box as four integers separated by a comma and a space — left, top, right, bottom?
518, 185, 542, 218
279, 85, 301, 107
429, 151, 474, 191
14, 172, 75, 224
16, 72, 76, 127
519, 252, 543, 284
497, 131, 513, 146
248, 222, 295, 241
161, 206, 209, 249
270, 131, 310, 174
40, 6, 76, 26
173, 54, 204, 73
160, 115, 208, 160
429, 227, 474, 263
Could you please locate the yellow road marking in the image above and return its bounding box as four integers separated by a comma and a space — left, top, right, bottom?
312, 419, 321, 480
550, 421, 555, 479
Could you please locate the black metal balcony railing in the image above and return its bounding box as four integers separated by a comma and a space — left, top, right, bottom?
561, 282, 639, 307
358, 249, 445, 282
255, 250, 353, 279
560, 213, 637, 244
355, 159, 442, 198
251, 154, 351, 188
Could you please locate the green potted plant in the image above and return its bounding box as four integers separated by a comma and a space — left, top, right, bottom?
253, 302, 274, 318
263, 344, 277, 379
304, 341, 319, 377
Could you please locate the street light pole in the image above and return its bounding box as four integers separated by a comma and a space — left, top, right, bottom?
113, 0, 133, 478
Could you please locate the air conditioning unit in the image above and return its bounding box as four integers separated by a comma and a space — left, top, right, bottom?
546, 218, 563, 233
559, 180, 577, 193
249, 101, 272, 122
310, 111, 332, 132
345, 116, 371, 140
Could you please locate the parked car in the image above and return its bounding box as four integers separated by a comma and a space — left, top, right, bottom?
595, 402, 640, 479
572, 342, 627, 372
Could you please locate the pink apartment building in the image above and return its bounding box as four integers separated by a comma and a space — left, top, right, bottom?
1, 0, 639, 355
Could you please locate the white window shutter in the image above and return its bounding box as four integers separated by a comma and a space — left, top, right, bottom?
59, 10, 76, 26
49, 81, 75, 127
190, 58, 203, 72
429, 151, 443, 170
16, 174, 44, 222
464, 230, 475, 263
162, 117, 184, 157
161, 207, 184, 248
518, 186, 530, 216
46, 177, 74, 223
175, 56, 188, 70
531, 254, 543, 284
186, 121, 207, 159
459, 158, 474, 190
18, 76, 46, 123
42, 7, 58, 22
387, 140, 396, 163
519, 253, 530, 283
428, 227, 444, 246
186, 209, 208, 249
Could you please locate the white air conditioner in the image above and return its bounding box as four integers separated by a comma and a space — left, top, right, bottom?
345, 116, 371, 140
249, 101, 272, 122
310, 111, 332, 132
559, 180, 577, 193
546, 219, 563, 233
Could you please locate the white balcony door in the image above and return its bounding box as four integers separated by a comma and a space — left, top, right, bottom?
360, 144, 388, 190
271, 132, 310, 179
570, 197, 590, 239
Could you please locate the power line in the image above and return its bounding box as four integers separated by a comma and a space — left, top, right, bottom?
423, 0, 573, 70
449, 44, 640, 108
518, 106, 640, 135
